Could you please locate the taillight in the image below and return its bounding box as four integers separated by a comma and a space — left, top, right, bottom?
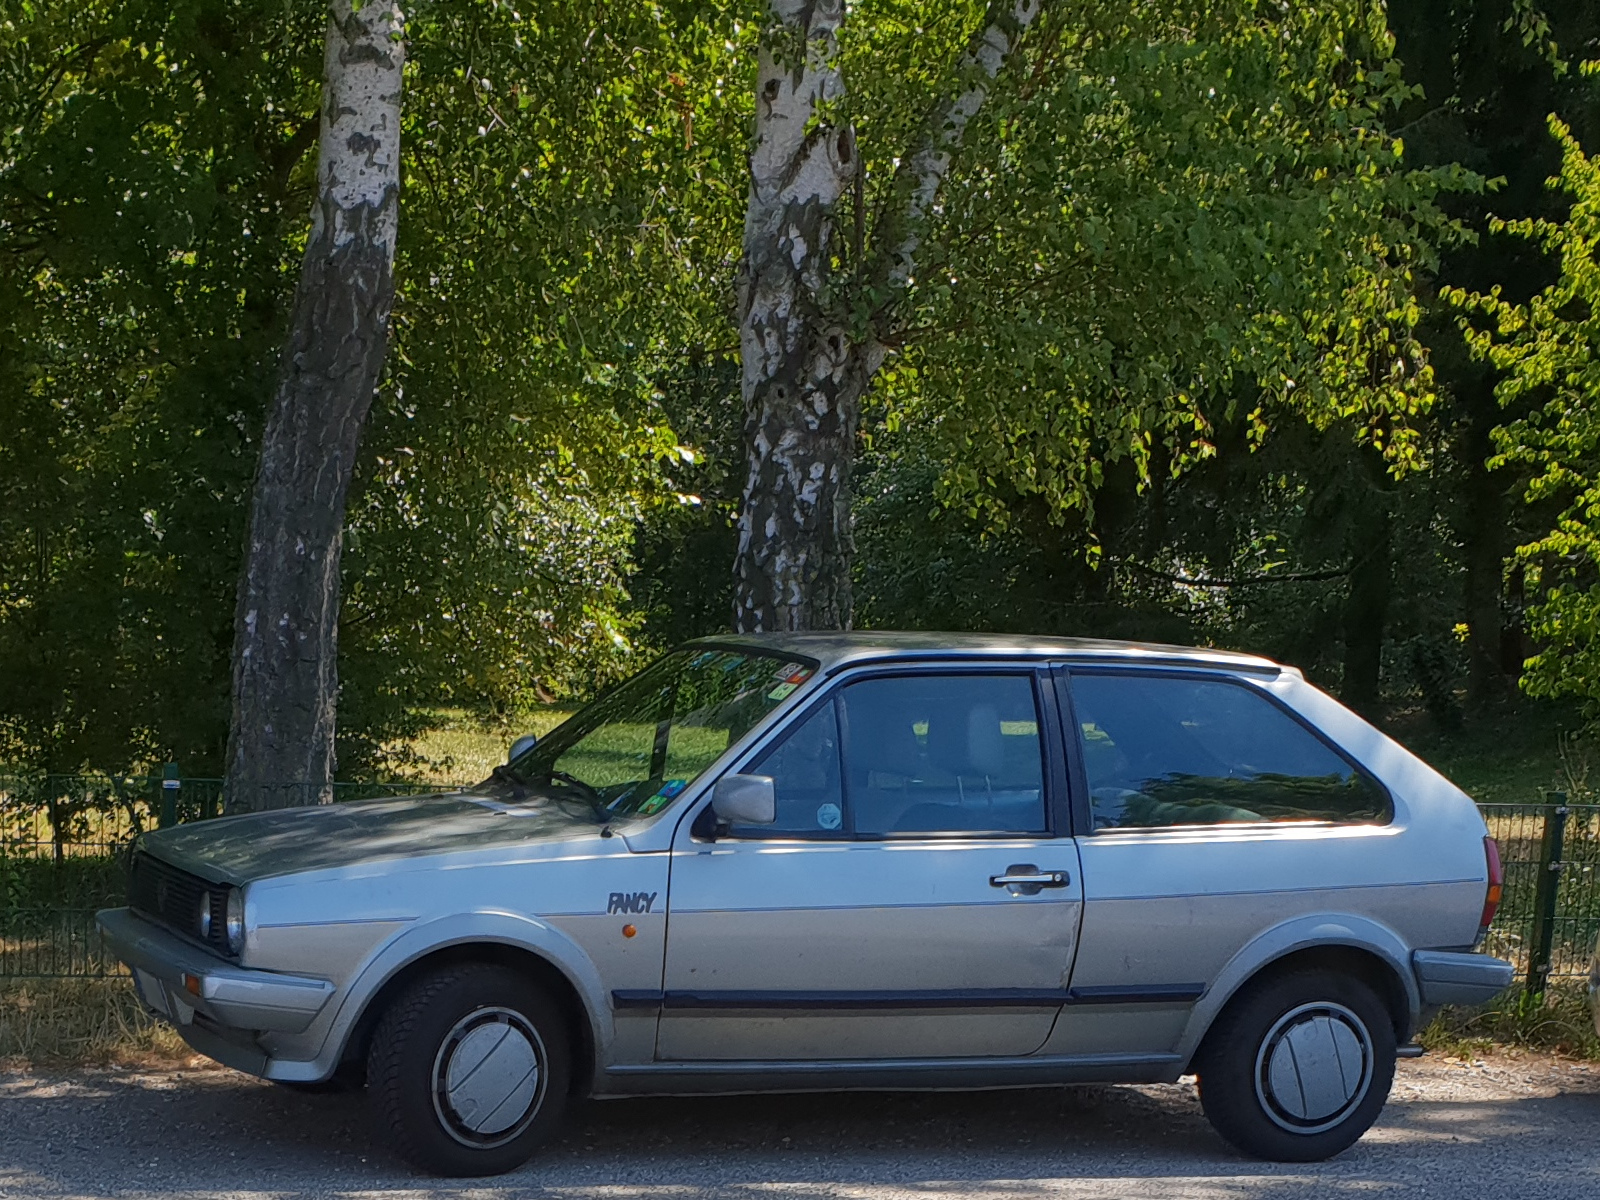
1480, 836, 1504, 933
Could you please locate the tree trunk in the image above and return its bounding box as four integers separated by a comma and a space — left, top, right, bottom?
732, 0, 1040, 632
224, 2, 405, 812
1341, 450, 1393, 715
1458, 381, 1511, 705
732, 0, 865, 632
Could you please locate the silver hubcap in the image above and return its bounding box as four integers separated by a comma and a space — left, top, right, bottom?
431, 1007, 545, 1148
1254, 1001, 1374, 1135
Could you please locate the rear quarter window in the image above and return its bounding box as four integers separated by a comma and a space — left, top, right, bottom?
1069, 672, 1392, 831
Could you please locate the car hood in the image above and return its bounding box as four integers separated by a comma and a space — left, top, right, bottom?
138, 790, 604, 885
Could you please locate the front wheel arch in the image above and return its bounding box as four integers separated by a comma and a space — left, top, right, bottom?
339, 942, 596, 1097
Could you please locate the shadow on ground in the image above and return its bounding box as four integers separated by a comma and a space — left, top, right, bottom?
0, 1063, 1597, 1198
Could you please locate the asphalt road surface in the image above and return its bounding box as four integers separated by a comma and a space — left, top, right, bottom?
1, 1054, 1597, 1199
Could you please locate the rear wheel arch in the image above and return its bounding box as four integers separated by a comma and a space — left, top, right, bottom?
1195, 964, 1398, 1160
339, 941, 597, 1097
1190, 942, 1412, 1073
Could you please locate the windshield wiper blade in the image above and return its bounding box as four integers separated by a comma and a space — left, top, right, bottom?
545, 770, 612, 827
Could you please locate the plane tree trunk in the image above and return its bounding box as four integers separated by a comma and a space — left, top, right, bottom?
224, 2, 405, 812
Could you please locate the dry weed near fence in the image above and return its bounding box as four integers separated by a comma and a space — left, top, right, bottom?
0, 977, 190, 1065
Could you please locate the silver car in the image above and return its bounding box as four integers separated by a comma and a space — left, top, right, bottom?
98, 633, 1512, 1175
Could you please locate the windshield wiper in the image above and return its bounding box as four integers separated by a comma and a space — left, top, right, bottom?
485, 765, 613, 833
544, 770, 614, 831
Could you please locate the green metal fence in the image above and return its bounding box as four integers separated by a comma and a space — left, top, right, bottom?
1479, 797, 1600, 992
3, 775, 1598, 992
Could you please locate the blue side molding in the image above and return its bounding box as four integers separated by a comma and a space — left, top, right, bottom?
611, 984, 1205, 1012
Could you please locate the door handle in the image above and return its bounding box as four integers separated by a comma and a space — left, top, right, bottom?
990, 864, 1070, 895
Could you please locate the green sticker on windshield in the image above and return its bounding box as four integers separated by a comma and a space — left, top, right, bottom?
767, 681, 798, 701
638, 780, 686, 816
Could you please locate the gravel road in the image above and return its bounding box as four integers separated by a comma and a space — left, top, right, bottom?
0, 1054, 1596, 1199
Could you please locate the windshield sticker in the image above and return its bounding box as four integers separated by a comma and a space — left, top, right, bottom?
816, 802, 842, 830
637, 780, 686, 816
766, 681, 799, 701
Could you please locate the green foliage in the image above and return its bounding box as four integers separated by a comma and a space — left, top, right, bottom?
0, 0, 1588, 778
860, 0, 1473, 535
1450, 118, 1600, 712
0, 1, 744, 773
0, 0, 327, 772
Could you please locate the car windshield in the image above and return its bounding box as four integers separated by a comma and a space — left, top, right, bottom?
485, 647, 817, 820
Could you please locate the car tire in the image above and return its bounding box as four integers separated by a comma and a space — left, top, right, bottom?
367, 963, 571, 1176
1196, 968, 1396, 1162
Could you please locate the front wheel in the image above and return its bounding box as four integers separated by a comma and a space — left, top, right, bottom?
1196, 968, 1396, 1162
367, 963, 571, 1176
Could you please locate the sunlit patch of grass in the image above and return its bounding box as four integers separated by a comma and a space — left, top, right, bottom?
401, 706, 575, 785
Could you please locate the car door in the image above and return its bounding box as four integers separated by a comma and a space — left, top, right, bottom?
1046, 665, 1399, 1059
657, 665, 1084, 1062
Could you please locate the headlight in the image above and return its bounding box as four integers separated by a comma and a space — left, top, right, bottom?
225, 887, 245, 955
197, 892, 213, 941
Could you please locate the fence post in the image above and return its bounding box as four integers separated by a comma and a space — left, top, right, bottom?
1525, 790, 1569, 998
159, 762, 181, 828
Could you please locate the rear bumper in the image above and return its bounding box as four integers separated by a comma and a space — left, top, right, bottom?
1412, 949, 1514, 1007
96, 907, 334, 1035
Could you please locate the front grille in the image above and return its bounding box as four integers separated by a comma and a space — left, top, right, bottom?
129, 853, 232, 957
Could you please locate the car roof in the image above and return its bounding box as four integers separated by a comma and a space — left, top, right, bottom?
684, 631, 1289, 678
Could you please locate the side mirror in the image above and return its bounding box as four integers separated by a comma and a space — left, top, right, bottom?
711, 774, 776, 827
507, 734, 539, 763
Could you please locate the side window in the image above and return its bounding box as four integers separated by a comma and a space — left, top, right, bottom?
732, 700, 845, 836
841, 674, 1047, 836
1070, 673, 1392, 830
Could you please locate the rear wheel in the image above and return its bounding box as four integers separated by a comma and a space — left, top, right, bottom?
367, 963, 571, 1176
1197, 968, 1396, 1162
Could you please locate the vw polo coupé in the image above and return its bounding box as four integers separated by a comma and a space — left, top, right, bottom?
98, 634, 1512, 1174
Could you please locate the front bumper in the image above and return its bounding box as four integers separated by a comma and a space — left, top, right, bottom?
1412, 949, 1515, 1007
96, 907, 334, 1035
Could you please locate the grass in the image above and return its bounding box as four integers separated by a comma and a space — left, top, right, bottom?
1421, 982, 1600, 1062
0, 977, 191, 1067
400, 705, 575, 785
1380, 697, 1584, 805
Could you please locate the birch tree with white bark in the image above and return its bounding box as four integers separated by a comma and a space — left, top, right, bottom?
734, 0, 1042, 631
225, 1, 406, 811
